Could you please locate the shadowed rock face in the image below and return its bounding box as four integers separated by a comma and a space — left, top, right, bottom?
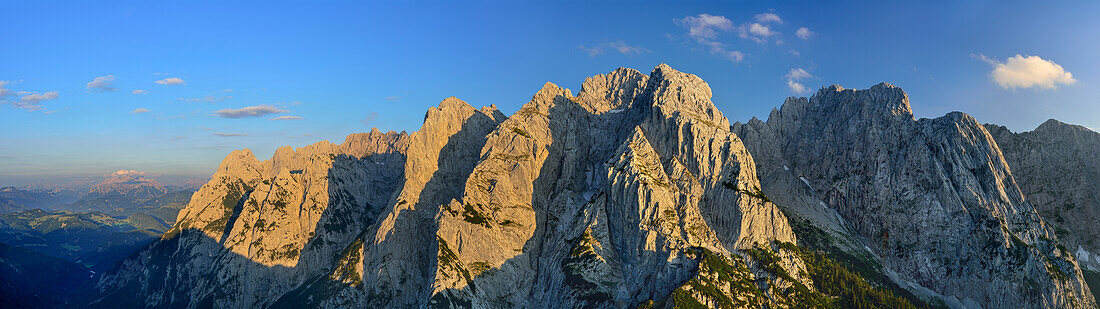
734, 84, 1095, 308
986, 120, 1100, 273
92, 66, 1095, 309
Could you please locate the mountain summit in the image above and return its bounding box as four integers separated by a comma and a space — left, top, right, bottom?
90, 65, 1096, 308
87, 170, 167, 200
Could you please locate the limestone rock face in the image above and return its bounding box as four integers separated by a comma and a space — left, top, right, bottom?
92, 65, 804, 308
734, 84, 1096, 308
91, 65, 1096, 309
93, 130, 411, 308
986, 120, 1100, 272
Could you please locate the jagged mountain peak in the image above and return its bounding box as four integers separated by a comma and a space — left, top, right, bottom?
577, 67, 648, 113
93, 66, 1096, 309
804, 82, 913, 120
647, 64, 726, 125
735, 82, 1095, 308
86, 170, 168, 200
1035, 118, 1097, 135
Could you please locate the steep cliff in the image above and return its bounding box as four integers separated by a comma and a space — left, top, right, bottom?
986, 120, 1100, 277
90, 66, 1095, 308
734, 84, 1095, 308
93, 65, 813, 308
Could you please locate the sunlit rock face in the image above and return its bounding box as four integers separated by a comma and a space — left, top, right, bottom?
94, 130, 411, 308
986, 120, 1100, 273
92, 65, 1095, 309
734, 84, 1096, 308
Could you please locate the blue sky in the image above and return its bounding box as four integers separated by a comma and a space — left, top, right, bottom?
2, 0, 1098, 186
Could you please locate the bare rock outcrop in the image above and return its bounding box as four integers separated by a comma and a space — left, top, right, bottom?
734, 84, 1095, 308
91, 65, 1096, 309
986, 120, 1100, 273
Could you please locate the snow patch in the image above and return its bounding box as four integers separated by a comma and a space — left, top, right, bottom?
799, 176, 814, 191
606, 109, 624, 114
783, 165, 789, 171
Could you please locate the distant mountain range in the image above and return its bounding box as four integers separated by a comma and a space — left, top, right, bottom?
72, 65, 1097, 308
0, 187, 80, 213
0, 171, 199, 307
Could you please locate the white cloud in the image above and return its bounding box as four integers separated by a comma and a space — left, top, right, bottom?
385, 96, 402, 102
132, 90, 147, 94
739, 23, 776, 43
180, 95, 231, 103
974, 54, 1076, 89
86, 75, 118, 92
155, 77, 185, 85
0, 81, 13, 101
787, 80, 810, 94
271, 115, 303, 121
15, 91, 59, 111
213, 133, 247, 137
0, 82, 59, 111
677, 14, 733, 41
213, 105, 288, 118
578, 40, 649, 57
796, 27, 813, 40
676, 14, 745, 63
785, 68, 814, 94
718, 50, 745, 63
754, 13, 782, 24
786, 68, 812, 80
578, 45, 603, 57
132, 108, 150, 114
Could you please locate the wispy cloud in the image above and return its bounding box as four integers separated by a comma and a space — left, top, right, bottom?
0, 81, 59, 112
385, 96, 402, 102
754, 13, 783, 24
132, 89, 147, 94
155, 77, 185, 85
360, 112, 378, 126
213, 104, 288, 118
271, 115, 303, 121
675, 14, 745, 63
972, 53, 1076, 89
213, 133, 247, 137
785, 68, 814, 94
796, 27, 813, 40
132, 108, 150, 114
179, 95, 232, 103
577, 40, 650, 57
86, 75, 118, 92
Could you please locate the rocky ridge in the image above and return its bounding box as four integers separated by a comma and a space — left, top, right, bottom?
985, 120, 1100, 273
90, 65, 1096, 308
734, 84, 1095, 308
